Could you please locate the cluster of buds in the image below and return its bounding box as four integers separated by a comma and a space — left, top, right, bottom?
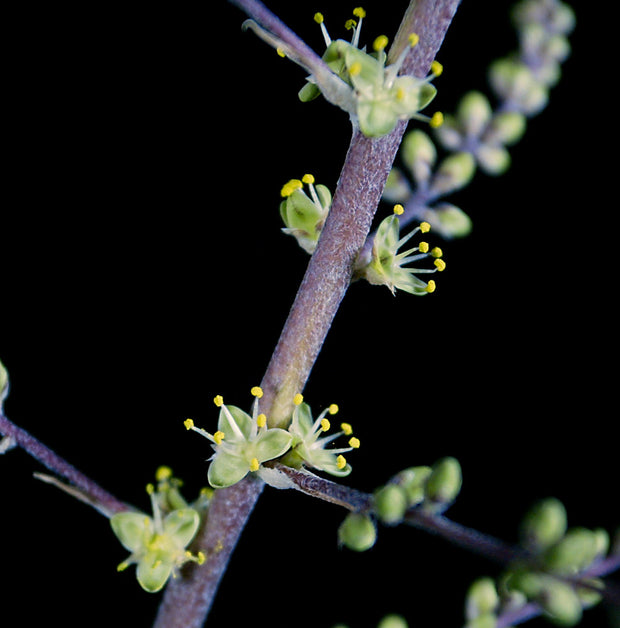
464, 498, 612, 628
110, 467, 208, 592
185, 390, 360, 488
244, 7, 443, 138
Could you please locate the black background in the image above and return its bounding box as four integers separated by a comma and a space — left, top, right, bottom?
2, 1, 617, 626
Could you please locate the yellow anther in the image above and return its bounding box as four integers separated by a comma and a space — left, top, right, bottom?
302, 173, 315, 185
320, 418, 331, 432
429, 111, 444, 128
431, 60, 443, 76
249, 458, 260, 472
336, 455, 347, 470
280, 179, 303, 198
184, 418, 195, 430
373, 35, 389, 52
349, 437, 361, 449
276, 48, 286, 58
156, 466, 173, 482
213, 430, 225, 445
256, 413, 267, 428
396, 86, 406, 101
196, 551, 206, 565
418, 241, 429, 253
314, 12, 324, 24
425, 280, 436, 293
117, 560, 130, 572
329, 404, 339, 415
341, 422, 353, 435
345, 18, 357, 31
251, 386, 263, 398
420, 221, 431, 233
213, 395, 224, 407
393, 204, 404, 216
431, 246, 443, 258
434, 258, 446, 272
146, 483, 155, 495
353, 7, 366, 18
293, 393, 304, 405
349, 61, 362, 76
408, 32, 420, 47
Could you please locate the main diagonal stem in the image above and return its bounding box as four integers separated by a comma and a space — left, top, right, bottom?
154, 2, 460, 626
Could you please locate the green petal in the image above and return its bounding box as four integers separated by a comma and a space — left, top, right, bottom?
218, 405, 252, 441
357, 100, 398, 138
110, 512, 152, 553
290, 402, 315, 439
255, 429, 293, 463
136, 553, 173, 593
163, 509, 200, 548
208, 452, 249, 488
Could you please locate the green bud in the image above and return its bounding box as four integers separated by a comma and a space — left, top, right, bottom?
377, 614, 408, 628
401, 130, 437, 183
465, 577, 500, 620
488, 58, 548, 116
374, 484, 409, 525
424, 457, 462, 509
539, 579, 583, 626
464, 614, 497, 628
575, 578, 604, 609
391, 466, 432, 507
544, 528, 599, 575
338, 512, 377, 552
475, 144, 511, 176
520, 498, 567, 552
423, 203, 472, 239
487, 111, 526, 146
457, 91, 492, 137
431, 152, 476, 195
383, 168, 412, 203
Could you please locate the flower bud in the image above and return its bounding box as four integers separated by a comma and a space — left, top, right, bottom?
338, 512, 377, 552
422, 203, 472, 239
463, 615, 496, 628
374, 484, 409, 525
475, 143, 511, 176
539, 579, 582, 626
457, 91, 492, 137
431, 152, 476, 195
377, 615, 408, 628
486, 111, 527, 146
383, 167, 412, 203
401, 130, 437, 183
465, 577, 500, 620
520, 497, 567, 552
424, 456, 462, 510
391, 466, 432, 507
543, 527, 599, 575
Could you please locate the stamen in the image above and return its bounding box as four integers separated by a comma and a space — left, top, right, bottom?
281, 179, 303, 198
434, 259, 446, 272
425, 280, 436, 293
393, 204, 405, 216
213, 395, 224, 407
341, 422, 353, 435
320, 418, 331, 432
429, 111, 444, 128
314, 12, 331, 47
349, 437, 361, 449
373, 35, 389, 52
256, 414, 267, 428
251, 386, 263, 398
328, 404, 339, 415
213, 431, 225, 445
418, 241, 430, 253
430, 60, 444, 77
249, 457, 260, 472
420, 222, 431, 233
336, 455, 347, 470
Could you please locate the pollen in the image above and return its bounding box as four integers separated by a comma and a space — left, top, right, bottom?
328, 404, 339, 415
280, 179, 303, 198
393, 204, 404, 216
431, 246, 443, 258
251, 386, 263, 398
408, 32, 420, 47
373, 35, 389, 52
314, 12, 324, 24
184, 418, 195, 430
349, 437, 361, 449
434, 258, 446, 272
213, 430, 225, 445
341, 422, 353, 435
431, 60, 443, 77
336, 455, 347, 470
429, 111, 444, 128
156, 466, 173, 482
293, 393, 304, 405
249, 457, 260, 472
302, 173, 315, 185
345, 19, 357, 31
420, 222, 431, 233
353, 7, 366, 18
276, 48, 286, 58
213, 395, 224, 407
418, 241, 429, 253
256, 413, 267, 428
320, 418, 331, 432
425, 280, 437, 293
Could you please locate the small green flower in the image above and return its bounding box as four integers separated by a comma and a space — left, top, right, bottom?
359, 205, 445, 295
110, 472, 204, 593
185, 388, 293, 489
280, 174, 332, 254
283, 394, 359, 477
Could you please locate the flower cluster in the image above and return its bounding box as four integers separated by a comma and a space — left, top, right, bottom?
185, 390, 360, 488
110, 467, 207, 593
465, 498, 611, 628
356, 204, 445, 295
244, 7, 443, 138
280, 174, 332, 254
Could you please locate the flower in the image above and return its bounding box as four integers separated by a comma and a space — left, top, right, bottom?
360, 205, 445, 295
110, 473, 204, 593
185, 388, 293, 489
283, 395, 360, 477
244, 8, 443, 138
280, 174, 332, 254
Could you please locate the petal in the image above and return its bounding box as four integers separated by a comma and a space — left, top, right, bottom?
218, 405, 252, 441
208, 452, 250, 488
357, 100, 398, 138
136, 553, 173, 593
255, 429, 293, 463
163, 509, 200, 548
110, 512, 152, 553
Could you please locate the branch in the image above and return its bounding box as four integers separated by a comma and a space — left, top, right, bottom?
154, 2, 461, 626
